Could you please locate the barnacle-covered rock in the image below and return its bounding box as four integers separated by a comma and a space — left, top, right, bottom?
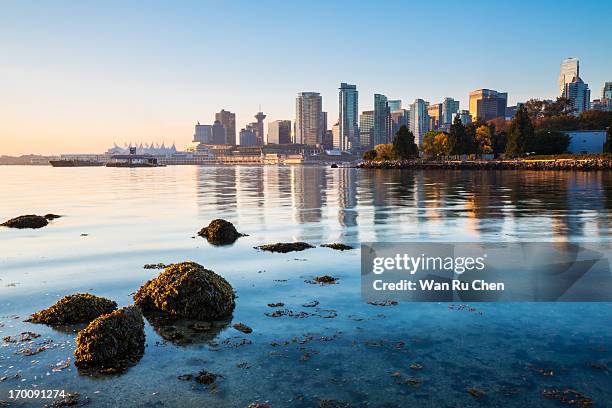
29, 293, 117, 325
133, 262, 235, 320
254, 242, 314, 253
74, 306, 145, 372
198, 219, 245, 245
1, 214, 49, 229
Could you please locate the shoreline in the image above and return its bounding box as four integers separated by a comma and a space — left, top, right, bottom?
357, 159, 612, 171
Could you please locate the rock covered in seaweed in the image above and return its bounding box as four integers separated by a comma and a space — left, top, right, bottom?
74, 305, 145, 372
29, 293, 117, 325
320, 243, 353, 251
133, 262, 235, 320
198, 219, 245, 245
1, 214, 49, 229
255, 242, 314, 253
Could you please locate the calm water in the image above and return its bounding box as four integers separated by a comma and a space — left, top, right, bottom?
0, 165, 611, 407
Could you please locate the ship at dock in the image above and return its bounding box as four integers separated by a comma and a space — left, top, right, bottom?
49, 159, 105, 167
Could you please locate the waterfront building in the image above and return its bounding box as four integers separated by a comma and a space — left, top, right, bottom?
373, 94, 391, 145
559, 58, 579, 96
215, 109, 236, 145
388, 100, 402, 112
211, 120, 227, 144
391, 109, 410, 137
563, 76, 591, 114
359, 110, 374, 148
267, 120, 292, 144
332, 121, 341, 150
441, 97, 459, 127
295, 92, 323, 146
469, 89, 508, 122
193, 122, 212, 143
339, 82, 359, 151
239, 124, 258, 146
427, 103, 442, 130
410, 99, 430, 146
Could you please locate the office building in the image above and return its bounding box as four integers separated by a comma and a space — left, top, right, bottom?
215, 109, 236, 145
603, 82, 612, 99
469, 89, 508, 122
427, 103, 442, 130
563, 76, 591, 114
332, 121, 341, 150
559, 58, 579, 96
391, 109, 410, 137
359, 110, 374, 148
373, 94, 391, 145
267, 120, 292, 144
239, 124, 258, 147
453, 110, 472, 125
441, 97, 460, 127
193, 122, 212, 143
295, 92, 323, 146
410, 99, 430, 145
339, 82, 359, 151
211, 120, 227, 144
388, 100, 402, 111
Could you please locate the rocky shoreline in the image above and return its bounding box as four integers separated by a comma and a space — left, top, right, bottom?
356, 159, 612, 171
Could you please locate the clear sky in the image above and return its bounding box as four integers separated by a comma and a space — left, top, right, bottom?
1, 0, 611, 155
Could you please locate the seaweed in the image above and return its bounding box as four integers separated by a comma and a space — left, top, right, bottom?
254, 242, 314, 253
29, 293, 117, 325
1, 215, 48, 229
198, 219, 245, 245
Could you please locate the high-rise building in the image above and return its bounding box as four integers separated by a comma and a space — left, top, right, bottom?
267, 120, 291, 144
321, 111, 328, 134
373, 94, 391, 146
563, 76, 590, 114
339, 82, 359, 151
211, 120, 227, 144
453, 110, 472, 125
253, 111, 266, 146
215, 109, 236, 145
427, 103, 442, 130
295, 92, 323, 146
391, 109, 409, 137
239, 124, 257, 146
388, 100, 402, 112
410, 99, 429, 146
469, 89, 508, 122
193, 122, 212, 143
441, 97, 460, 127
359, 110, 374, 148
559, 58, 579, 96
602, 82, 612, 99
332, 121, 341, 150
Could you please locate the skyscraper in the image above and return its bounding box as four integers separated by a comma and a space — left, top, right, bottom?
373, 94, 391, 146
359, 110, 374, 148
441, 97, 460, 127
559, 58, 579, 96
267, 120, 291, 144
215, 109, 236, 145
391, 109, 409, 138
563, 76, 591, 114
469, 89, 508, 122
410, 99, 429, 146
339, 82, 359, 151
193, 122, 212, 143
295, 92, 323, 146
254, 111, 266, 146
427, 103, 442, 130
388, 100, 402, 112
211, 120, 227, 144
332, 121, 341, 150
602, 82, 612, 99
239, 124, 257, 146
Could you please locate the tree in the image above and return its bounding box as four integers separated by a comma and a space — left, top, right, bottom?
605, 127, 612, 154
374, 144, 396, 160
421, 131, 450, 158
506, 105, 534, 156
475, 125, 493, 155
363, 149, 377, 161
392, 125, 418, 159
526, 130, 570, 155
492, 131, 507, 157
448, 115, 468, 155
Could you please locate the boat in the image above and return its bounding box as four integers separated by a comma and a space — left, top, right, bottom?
50, 159, 105, 167
106, 148, 164, 167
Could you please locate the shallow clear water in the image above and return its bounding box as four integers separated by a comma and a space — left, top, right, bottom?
0, 165, 610, 407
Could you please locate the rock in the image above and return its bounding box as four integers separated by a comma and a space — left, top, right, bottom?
267, 302, 284, 307
194, 370, 218, 385
1, 215, 48, 229
233, 322, 252, 334
74, 305, 145, 372
44, 392, 90, 408
330, 163, 338, 168
313, 275, 338, 284
44, 214, 62, 220
143, 263, 167, 270
133, 262, 235, 320
467, 388, 486, 398
198, 219, 245, 245
320, 243, 353, 251
542, 388, 593, 406
28, 293, 117, 325
255, 242, 314, 253
246, 403, 272, 408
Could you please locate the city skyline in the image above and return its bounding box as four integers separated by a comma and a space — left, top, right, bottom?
1, 0, 611, 155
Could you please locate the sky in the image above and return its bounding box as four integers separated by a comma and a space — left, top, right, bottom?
1, 0, 611, 155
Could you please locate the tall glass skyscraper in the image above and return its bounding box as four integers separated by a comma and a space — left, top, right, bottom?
359, 110, 374, 148
441, 97, 460, 127
563, 76, 591, 114
558, 58, 579, 96
295, 92, 323, 146
410, 99, 429, 146
373, 94, 390, 146
339, 83, 359, 151
388, 100, 402, 112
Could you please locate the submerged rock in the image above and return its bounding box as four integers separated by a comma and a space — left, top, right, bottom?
134, 262, 235, 320
195, 370, 218, 385
255, 242, 314, 253
320, 243, 354, 251
29, 293, 117, 325
233, 322, 252, 334
74, 305, 145, 372
198, 219, 245, 245
1, 214, 48, 229
309, 275, 338, 284
44, 214, 62, 220
246, 404, 272, 408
